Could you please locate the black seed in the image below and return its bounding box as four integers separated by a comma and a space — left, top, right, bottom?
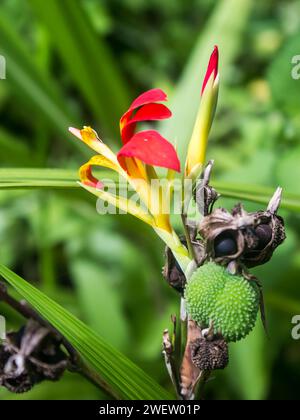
255, 224, 272, 249
214, 234, 237, 257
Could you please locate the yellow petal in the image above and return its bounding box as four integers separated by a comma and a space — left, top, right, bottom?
80, 182, 155, 226
72, 127, 175, 233
70, 126, 161, 213
79, 154, 128, 188
69, 126, 118, 164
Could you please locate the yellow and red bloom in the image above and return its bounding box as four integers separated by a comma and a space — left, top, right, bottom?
69, 89, 189, 268
70, 47, 220, 271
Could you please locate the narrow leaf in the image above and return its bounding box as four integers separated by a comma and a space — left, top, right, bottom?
29, 0, 130, 140
0, 263, 173, 400
0, 168, 299, 212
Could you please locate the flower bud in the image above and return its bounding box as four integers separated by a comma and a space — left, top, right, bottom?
185, 46, 219, 177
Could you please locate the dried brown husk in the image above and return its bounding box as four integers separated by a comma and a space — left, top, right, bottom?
199, 203, 285, 267
0, 321, 69, 393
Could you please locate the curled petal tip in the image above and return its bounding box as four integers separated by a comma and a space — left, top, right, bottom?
120, 88, 171, 144
69, 127, 82, 139
130, 88, 168, 110
82, 179, 104, 189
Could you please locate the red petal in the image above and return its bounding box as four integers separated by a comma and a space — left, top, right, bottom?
201, 46, 219, 95
121, 103, 172, 145
120, 88, 171, 143
117, 130, 180, 172
131, 103, 171, 123
129, 88, 167, 110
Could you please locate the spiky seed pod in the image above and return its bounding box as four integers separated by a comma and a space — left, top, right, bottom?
184, 262, 260, 342
190, 337, 229, 371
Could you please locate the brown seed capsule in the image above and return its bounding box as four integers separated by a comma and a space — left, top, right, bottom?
198, 188, 286, 268
190, 337, 229, 371
194, 160, 220, 216
199, 205, 252, 264
163, 232, 206, 293
241, 211, 285, 267
0, 320, 69, 393
163, 246, 187, 293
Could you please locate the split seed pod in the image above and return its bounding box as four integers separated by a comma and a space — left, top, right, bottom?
163, 233, 205, 293
163, 246, 187, 293
198, 187, 286, 267
0, 320, 69, 393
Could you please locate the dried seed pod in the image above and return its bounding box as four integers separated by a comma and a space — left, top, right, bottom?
194, 160, 220, 216
241, 211, 285, 267
0, 320, 69, 393
0, 344, 33, 393
199, 205, 254, 264
163, 234, 206, 293
190, 337, 229, 371
198, 188, 286, 268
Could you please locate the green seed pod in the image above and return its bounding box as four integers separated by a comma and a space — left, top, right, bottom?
184, 262, 259, 342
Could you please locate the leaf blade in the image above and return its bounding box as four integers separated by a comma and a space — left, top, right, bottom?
29, 0, 131, 140
0, 263, 173, 400
0, 168, 299, 212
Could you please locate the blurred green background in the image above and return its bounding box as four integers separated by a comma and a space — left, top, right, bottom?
0, 0, 300, 400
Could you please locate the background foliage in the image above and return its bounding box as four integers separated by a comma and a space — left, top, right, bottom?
0, 0, 299, 400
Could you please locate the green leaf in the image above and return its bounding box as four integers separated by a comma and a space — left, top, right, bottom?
276, 146, 300, 193
70, 258, 130, 351
0, 263, 173, 400
266, 293, 300, 315
212, 181, 300, 213
0, 13, 84, 153
267, 33, 300, 115
0, 168, 78, 181
0, 168, 299, 212
161, 0, 254, 163
0, 127, 32, 165
29, 0, 131, 140
0, 168, 82, 189
226, 321, 269, 400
